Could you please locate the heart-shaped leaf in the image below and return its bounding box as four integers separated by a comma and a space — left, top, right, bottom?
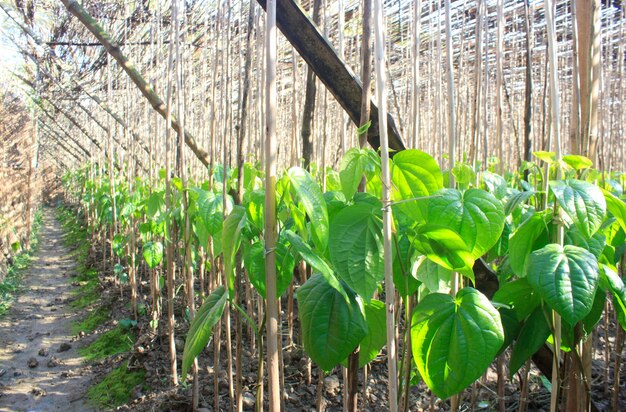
329, 203, 384, 301
341, 299, 387, 368
509, 306, 551, 376
409, 224, 474, 281
182, 286, 228, 380
142, 241, 163, 268
424, 188, 505, 259
549, 180, 606, 239
391, 149, 443, 221
562, 154, 593, 170
526, 244, 599, 325
411, 288, 504, 399
297, 274, 367, 371
244, 240, 295, 299
339, 148, 378, 201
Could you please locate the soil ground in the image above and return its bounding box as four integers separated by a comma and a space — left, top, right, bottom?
0, 210, 92, 412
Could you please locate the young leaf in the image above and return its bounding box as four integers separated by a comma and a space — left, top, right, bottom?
549, 180, 606, 239
339, 148, 376, 201
329, 203, 384, 301
562, 154, 593, 170
413, 256, 452, 294
526, 244, 599, 325
504, 190, 536, 217
424, 188, 505, 260
287, 167, 329, 253
142, 241, 163, 268
296, 274, 367, 371
411, 288, 504, 399
182, 286, 228, 380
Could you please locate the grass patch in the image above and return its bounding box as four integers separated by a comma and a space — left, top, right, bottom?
70, 278, 100, 309
87, 361, 146, 408
71, 305, 110, 335
79, 326, 135, 361
0, 210, 42, 316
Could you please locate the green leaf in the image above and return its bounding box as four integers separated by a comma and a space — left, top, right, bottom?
297, 274, 367, 371
562, 154, 593, 170
414, 256, 452, 294
409, 224, 474, 281
600, 264, 626, 330
193, 188, 233, 235
142, 241, 163, 268
602, 188, 626, 233
287, 167, 329, 253
329, 203, 384, 301
357, 120, 372, 135
482, 171, 507, 199
222, 206, 247, 295
526, 244, 599, 325
182, 286, 228, 380
244, 240, 295, 299
339, 148, 377, 201
509, 306, 551, 376
393, 236, 421, 297
509, 211, 552, 277
341, 299, 386, 368
493, 278, 541, 321
425, 188, 505, 260
411, 288, 504, 399
283, 230, 348, 302
549, 180, 606, 239
533, 151, 556, 164
452, 163, 475, 186
391, 150, 443, 221
504, 190, 536, 217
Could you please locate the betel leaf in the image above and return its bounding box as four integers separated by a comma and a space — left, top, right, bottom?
393, 237, 422, 297
526, 244, 599, 325
409, 224, 474, 281
282, 230, 348, 302
424, 188, 505, 260
222, 206, 247, 295
296, 274, 367, 371
339, 148, 377, 201
329, 203, 384, 301
504, 190, 536, 217
533, 151, 556, 164
414, 256, 452, 294
182, 286, 228, 380
391, 149, 443, 221
411, 288, 504, 399
509, 211, 552, 277
493, 278, 541, 321
142, 241, 163, 268
193, 188, 233, 235
549, 180, 606, 239
341, 299, 387, 368
600, 264, 626, 330
562, 154, 593, 170
244, 240, 295, 299
287, 167, 329, 254
601, 188, 626, 233
509, 306, 551, 376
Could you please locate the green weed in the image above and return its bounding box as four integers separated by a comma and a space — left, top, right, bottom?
79, 326, 134, 361
71, 305, 110, 335
87, 361, 146, 408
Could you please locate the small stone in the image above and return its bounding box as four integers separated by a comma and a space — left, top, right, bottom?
243, 392, 255, 408
13, 370, 22, 377
58, 342, 71, 352
27, 358, 39, 368
30, 387, 46, 396
323, 375, 340, 394
38, 348, 49, 357
47, 357, 61, 367
50, 308, 57, 312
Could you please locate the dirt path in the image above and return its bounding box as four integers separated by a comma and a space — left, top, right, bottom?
0, 209, 92, 412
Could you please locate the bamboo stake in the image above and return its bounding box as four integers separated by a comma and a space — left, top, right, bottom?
373, 0, 398, 410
